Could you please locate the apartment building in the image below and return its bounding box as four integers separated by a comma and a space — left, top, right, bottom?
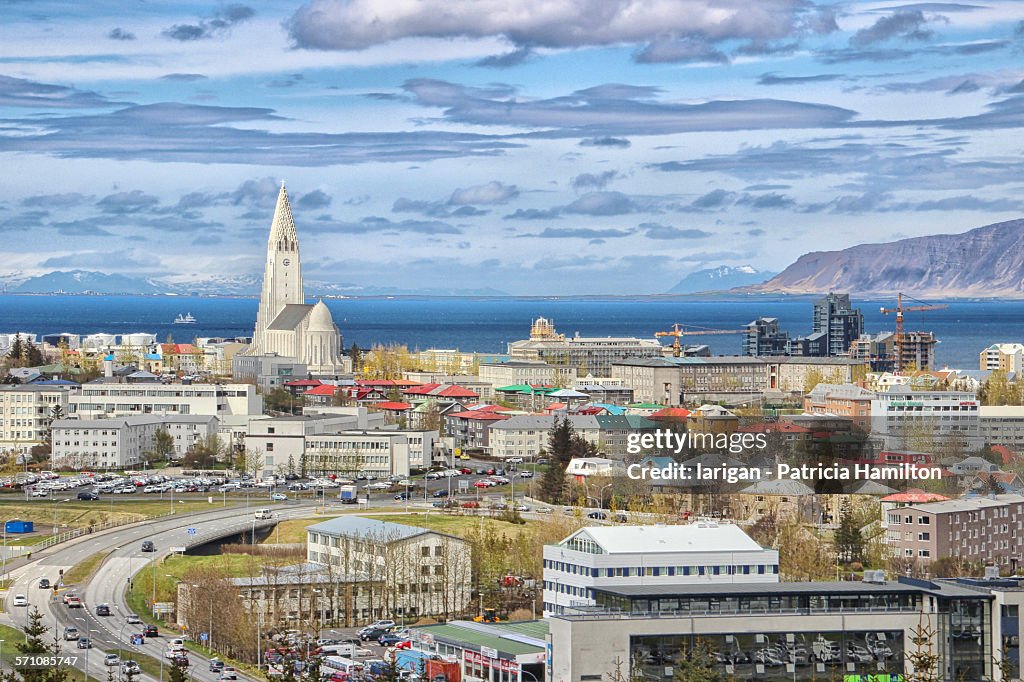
69, 380, 261, 420
51, 414, 218, 469
542, 523, 779, 616
0, 384, 76, 453
306, 516, 472, 619
477, 360, 575, 390
803, 383, 875, 431
488, 415, 600, 460
980, 343, 1024, 375
980, 405, 1024, 451
885, 494, 1024, 568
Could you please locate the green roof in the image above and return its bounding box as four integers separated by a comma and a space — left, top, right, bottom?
414, 621, 544, 656
495, 385, 558, 395
595, 415, 659, 430
627, 402, 664, 409
490, 619, 549, 640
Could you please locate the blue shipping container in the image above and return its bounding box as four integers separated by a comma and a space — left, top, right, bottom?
5, 520, 34, 534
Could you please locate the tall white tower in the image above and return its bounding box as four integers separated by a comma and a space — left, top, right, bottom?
250, 182, 305, 354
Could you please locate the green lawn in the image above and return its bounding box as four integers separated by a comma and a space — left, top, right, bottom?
63, 550, 113, 586
0, 623, 25, 665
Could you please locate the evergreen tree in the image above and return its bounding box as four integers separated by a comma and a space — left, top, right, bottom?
349, 343, 362, 372
16, 607, 52, 682
835, 499, 864, 564
540, 417, 574, 503
168, 656, 189, 682
7, 334, 24, 366
672, 639, 723, 682
24, 340, 44, 367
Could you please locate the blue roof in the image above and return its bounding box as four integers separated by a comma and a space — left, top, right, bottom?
588, 402, 626, 415
29, 379, 79, 386
144, 353, 161, 360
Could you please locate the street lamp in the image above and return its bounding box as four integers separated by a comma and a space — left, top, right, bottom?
75, 617, 91, 679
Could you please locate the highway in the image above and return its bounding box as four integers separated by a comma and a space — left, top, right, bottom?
2, 501, 320, 682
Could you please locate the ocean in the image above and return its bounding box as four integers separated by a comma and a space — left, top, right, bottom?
0, 294, 1021, 369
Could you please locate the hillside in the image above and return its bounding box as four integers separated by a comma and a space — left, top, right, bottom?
746, 218, 1024, 297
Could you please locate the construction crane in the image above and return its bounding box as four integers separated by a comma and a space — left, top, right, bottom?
655, 322, 746, 357
879, 293, 948, 373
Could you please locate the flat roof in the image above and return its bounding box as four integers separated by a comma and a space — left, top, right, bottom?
592, 579, 986, 600
560, 523, 768, 555
413, 620, 545, 657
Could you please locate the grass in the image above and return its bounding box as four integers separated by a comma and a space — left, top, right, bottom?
63, 550, 113, 586
0, 623, 24, 665
0, 499, 241, 532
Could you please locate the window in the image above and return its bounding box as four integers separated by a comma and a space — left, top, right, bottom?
421, 546, 430, 557
918, 516, 930, 525
918, 532, 930, 541
266, 442, 274, 451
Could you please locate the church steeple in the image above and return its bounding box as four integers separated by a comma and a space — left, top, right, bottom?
270, 181, 299, 253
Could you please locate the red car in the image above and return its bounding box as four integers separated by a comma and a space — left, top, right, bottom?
473, 480, 489, 488
458, 467, 472, 475
461, 501, 480, 508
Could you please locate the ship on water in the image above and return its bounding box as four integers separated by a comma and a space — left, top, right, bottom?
173, 312, 197, 325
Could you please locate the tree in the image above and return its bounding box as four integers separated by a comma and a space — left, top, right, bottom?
145, 429, 175, 466
24, 340, 44, 367
7, 334, 24, 365
673, 639, 723, 682
168, 656, 189, 682
540, 417, 573, 503
905, 617, 942, 682
349, 343, 362, 372
834, 498, 864, 563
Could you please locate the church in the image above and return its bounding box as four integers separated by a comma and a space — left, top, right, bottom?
233, 183, 349, 386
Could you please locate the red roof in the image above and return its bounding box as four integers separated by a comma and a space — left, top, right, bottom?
372, 401, 413, 410
304, 384, 338, 396
284, 379, 323, 387
161, 343, 197, 354
446, 411, 510, 421
991, 445, 1017, 466
436, 385, 479, 398
403, 383, 441, 395
880, 488, 950, 504
650, 407, 691, 420
357, 379, 421, 387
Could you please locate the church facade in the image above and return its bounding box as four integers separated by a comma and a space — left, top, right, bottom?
234, 184, 349, 386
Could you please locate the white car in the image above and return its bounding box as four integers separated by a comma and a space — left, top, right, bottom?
126, 614, 142, 624
367, 482, 390, 490
12, 594, 28, 607
270, 493, 288, 501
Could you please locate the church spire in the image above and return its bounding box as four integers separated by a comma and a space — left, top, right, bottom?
269, 182, 298, 252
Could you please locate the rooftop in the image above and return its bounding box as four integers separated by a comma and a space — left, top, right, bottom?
558, 523, 768, 555
306, 515, 460, 542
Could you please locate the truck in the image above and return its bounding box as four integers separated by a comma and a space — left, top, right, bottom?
338, 485, 358, 504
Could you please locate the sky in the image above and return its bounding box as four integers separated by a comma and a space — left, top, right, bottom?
2, 0, 1024, 295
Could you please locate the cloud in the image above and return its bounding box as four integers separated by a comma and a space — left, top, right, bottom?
503, 208, 562, 220
96, 190, 160, 214
563, 191, 637, 216
163, 4, 255, 41
641, 223, 712, 239
757, 72, 842, 86
20, 193, 91, 208
296, 189, 332, 210
579, 137, 631, 148
402, 78, 856, 135
107, 28, 136, 41
634, 35, 729, 64
0, 75, 117, 109
391, 197, 488, 218
691, 189, 736, 210
287, 0, 837, 52
571, 171, 619, 191
736, 192, 795, 209
306, 216, 461, 235
448, 181, 519, 205
531, 227, 634, 239
160, 73, 208, 82
475, 47, 533, 68
850, 10, 935, 47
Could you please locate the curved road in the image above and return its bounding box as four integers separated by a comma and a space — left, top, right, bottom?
3, 501, 320, 682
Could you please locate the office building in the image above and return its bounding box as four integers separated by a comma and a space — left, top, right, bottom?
870, 385, 981, 450
980, 405, 1024, 451
0, 384, 76, 453
813, 292, 864, 356
508, 317, 665, 377
51, 414, 218, 469
69, 381, 261, 420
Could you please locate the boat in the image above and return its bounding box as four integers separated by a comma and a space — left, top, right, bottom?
173, 313, 197, 325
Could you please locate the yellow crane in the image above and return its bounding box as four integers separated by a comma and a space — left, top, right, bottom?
655, 323, 746, 357
879, 293, 948, 373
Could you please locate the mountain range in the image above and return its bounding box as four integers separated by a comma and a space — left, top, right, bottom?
4, 270, 507, 297
744, 218, 1024, 297
666, 265, 776, 294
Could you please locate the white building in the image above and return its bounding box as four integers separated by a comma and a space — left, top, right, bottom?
564, 457, 624, 480
488, 415, 600, 460
305, 429, 436, 478
869, 385, 982, 449
477, 361, 574, 389
508, 317, 666, 376
244, 411, 386, 479
980, 405, 1024, 452
306, 516, 472, 619
980, 343, 1024, 374
68, 381, 261, 420
542, 523, 780, 616
0, 384, 76, 453
51, 414, 218, 469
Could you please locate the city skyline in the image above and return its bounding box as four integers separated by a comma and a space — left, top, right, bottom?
3, 1, 1024, 294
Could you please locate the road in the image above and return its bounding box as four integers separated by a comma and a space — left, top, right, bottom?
2, 502, 319, 682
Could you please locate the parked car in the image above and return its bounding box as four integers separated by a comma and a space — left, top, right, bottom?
95, 603, 111, 616
587, 511, 607, 520
77, 491, 99, 501
104, 654, 121, 667
379, 633, 409, 646
518, 471, 534, 479
12, 594, 27, 607
141, 540, 155, 552
514, 504, 530, 512
431, 489, 449, 498
359, 627, 392, 641
394, 492, 410, 501
77, 637, 91, 649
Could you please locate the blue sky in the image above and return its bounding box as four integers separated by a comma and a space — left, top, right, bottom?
2, 0, 1024, 294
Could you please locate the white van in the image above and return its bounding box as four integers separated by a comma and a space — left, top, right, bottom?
254, 508, 273, 520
